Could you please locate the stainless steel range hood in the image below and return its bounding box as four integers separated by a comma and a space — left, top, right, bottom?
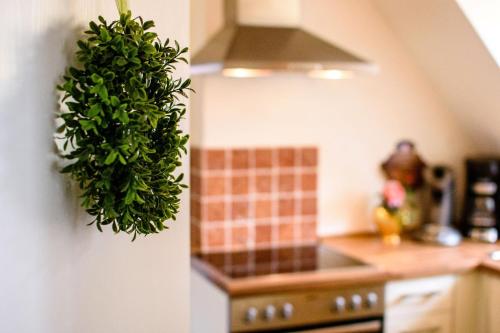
192, 0, 378, 78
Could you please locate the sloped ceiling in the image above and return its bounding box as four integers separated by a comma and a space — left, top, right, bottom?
456, 0, 500, 67
376, 0, 500, 153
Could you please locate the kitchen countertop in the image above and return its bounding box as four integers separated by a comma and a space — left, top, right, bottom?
323, 234, 500, 278
191, 234, 500, 296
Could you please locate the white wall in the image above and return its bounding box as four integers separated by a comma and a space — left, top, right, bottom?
190, 0, 476, 235
377, 0, 500, 152
0, 1, 190, 332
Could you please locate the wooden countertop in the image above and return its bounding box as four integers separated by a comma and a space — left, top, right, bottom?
323, 234, 500, 278
192, 234, 500, 296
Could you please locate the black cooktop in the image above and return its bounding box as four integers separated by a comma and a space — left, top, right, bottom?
196, 244, 369, 279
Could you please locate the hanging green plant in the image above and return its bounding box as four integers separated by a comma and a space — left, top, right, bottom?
56, 5, 191, 240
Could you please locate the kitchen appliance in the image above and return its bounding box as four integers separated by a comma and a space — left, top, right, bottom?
461, 158, 500, 243
192, 0, 377, 78
195, 245, 384, 332
414, 166, 462, 246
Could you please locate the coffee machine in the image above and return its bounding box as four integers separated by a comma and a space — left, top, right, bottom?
461, 158, 500, 243
415, 166, 462, 246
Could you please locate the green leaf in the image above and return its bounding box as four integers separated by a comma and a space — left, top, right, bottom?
89, 21, 99, 33
115, 57, 127, 66
98, 85, 108, 101
143, 32, 157, 42
87, 104, 102, 117
110, 96, 120, 107
79, 119, 95, 131
90, 73, 103, 84
130, 57, 141, 65
125, 187, 136, 205
99, 27, 111, 42
104, 151, 118, 165
118, 110, 129, 124
142, 44, 156, 54
143, 20, 155, 30
118, 153, 127, 165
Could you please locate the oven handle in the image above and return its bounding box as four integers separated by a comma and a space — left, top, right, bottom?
290, 320, 382, 333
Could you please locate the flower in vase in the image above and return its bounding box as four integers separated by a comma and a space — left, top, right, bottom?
383, 180, 406, 209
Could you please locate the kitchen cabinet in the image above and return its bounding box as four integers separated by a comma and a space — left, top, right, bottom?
385, 272, 500, 333
480, 272, 500, 333
454, 271, 500, 333
384, 275, 457, 333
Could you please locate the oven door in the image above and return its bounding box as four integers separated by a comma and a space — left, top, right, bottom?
289, 319, 382, 333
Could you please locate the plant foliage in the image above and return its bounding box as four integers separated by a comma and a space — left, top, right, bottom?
56, 12, 191, 240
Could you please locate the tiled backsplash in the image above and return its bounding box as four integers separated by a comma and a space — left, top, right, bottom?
191, 146, 318, 253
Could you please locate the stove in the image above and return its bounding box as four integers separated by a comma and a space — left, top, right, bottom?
196, 244, 369, 279
193, 245, 385, 333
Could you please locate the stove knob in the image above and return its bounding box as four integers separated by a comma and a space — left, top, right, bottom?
350, 294, 362, 311
264, 305, 276, 321
333, 296, 347, 312
245, 307, 258, 323
366, 292, 378, 308
282, 303, 294, 320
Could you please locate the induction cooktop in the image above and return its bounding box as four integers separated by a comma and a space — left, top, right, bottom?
196, 244, 369, 279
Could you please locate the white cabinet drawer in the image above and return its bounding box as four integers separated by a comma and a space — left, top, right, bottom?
385, 312, 452, 333
386, 275, 456, 316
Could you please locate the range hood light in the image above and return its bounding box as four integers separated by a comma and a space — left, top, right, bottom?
222, 68, 272, 78
308, 69, 354, 80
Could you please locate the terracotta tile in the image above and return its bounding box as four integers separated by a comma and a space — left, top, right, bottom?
231, 269, 251, 278
278, 148, 295, 167
232, 200, 249, 220
231, 175, 249, 195
255, 265, 272, 275
231, 226, 249, 248
203, 253, 226, 267
204, 176, 225, 196
232, 251, 250, 266
191, 199, 201, 220
255, 224, 272, 244
190, 224, 201, 250
279, 173, 295, 192
256, 174, 272, 193
255, 149, 273, 169
255, 248, 273, 262
205, 150, 226, 170
191, 147, 201, 170
300, 245, 317, 259
231, 149, 249, 169
205, 201, 226, 221
301, 147, 318, 167
191, 174, 201, 195
206, 226, 225, 247
299, 260, 317, 271
301, 173, 317, 192
278, 223, 295, 242
301, 221, 317, 241
277, 247, 295, 261
255, 200, 272, 218
279, 199, 295, 217
302, 198, 318, 215
301, 198, 317, 215
278, 262, 295, 273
